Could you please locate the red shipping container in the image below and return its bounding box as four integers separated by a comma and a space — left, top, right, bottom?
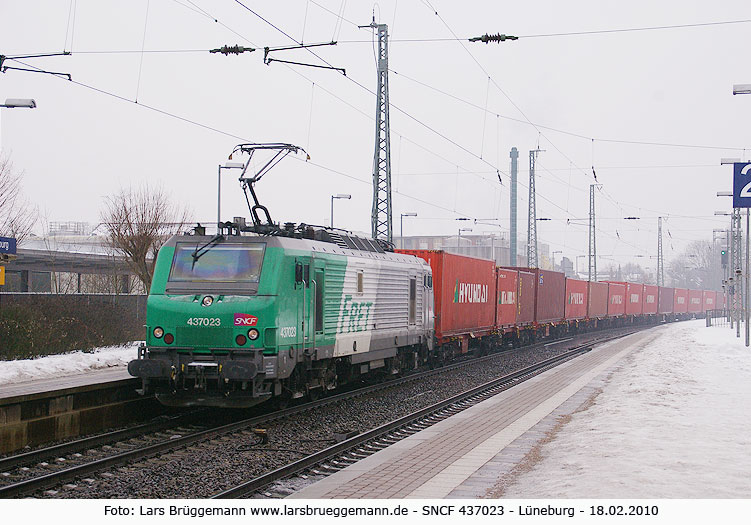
606, 281, 643, 315
496, 268, 518, 328
688, 289, 703, 313
703, 290, 716, 311
626, 283, 643, 315
398, 250, 495, 342
564, 278, 588, 320
643, 284, 658, 315
607, 282, 626, 317
587, 281, 609, 318
674, 288, 688, 313
658, 287, 674, 314
533, 269, 566, 323
516, 270, 536, 326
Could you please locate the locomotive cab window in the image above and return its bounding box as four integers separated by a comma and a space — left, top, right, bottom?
169, 243, 265, 283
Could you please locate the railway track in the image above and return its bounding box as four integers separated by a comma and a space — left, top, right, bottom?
0, 326, 643, 498
211, 336, 616, 499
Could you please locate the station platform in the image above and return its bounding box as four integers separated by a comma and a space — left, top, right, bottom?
290, 327, 664, 499
0, 367, 132, 402
0, 367, 155, 455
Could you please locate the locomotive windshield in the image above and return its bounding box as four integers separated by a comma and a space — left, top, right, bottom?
168, 243, 265, 282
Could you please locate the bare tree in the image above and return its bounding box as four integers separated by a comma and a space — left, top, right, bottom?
100, 184, 191, 293
666, 240, 722, 290
0, 154, 37, 242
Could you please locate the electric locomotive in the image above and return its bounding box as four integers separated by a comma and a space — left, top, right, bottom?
128, 144, 434, 407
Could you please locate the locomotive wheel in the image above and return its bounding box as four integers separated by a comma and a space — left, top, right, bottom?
308, 387, 322, 401
274, 394, 291, 410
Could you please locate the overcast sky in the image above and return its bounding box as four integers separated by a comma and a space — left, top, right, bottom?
2, 0, 750, 271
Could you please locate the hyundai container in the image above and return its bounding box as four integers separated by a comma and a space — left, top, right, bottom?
400, 250, 495, 343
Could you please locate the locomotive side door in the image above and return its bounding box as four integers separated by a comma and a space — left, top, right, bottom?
310, 259, 325, 357
294, 257, 311, 356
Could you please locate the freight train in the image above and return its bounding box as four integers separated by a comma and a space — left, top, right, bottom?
128, 225, 722, 408
127, 142, 722, 407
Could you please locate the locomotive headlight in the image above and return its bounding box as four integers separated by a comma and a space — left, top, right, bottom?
201, 295, 214, 307
153, 327, 164, 339
247, 328, 259, 340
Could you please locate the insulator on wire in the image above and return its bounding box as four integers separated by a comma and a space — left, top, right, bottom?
469, 33, 518, 44
209, 45, 255, 55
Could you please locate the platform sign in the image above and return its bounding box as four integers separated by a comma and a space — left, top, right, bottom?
0, 236, 16, 255
733, 162, 751, 207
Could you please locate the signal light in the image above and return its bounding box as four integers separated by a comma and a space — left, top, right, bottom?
236, 334, 247, 346
164, 333, 174, 345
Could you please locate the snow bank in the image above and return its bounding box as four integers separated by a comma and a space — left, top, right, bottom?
0, 343, 141, 386
504, 319, 751, 498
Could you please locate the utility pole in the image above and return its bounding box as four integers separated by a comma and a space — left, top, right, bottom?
730, 215, 735, 329
510, 147, 518, 266
657, 217, 664, 286
527, 149, 543, 268
588, 184, 601, 281
362, 19, 393, 243
733, 208, 743, 337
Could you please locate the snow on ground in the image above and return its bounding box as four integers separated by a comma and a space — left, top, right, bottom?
0, 343, 141, 385
503, 319, 751, 498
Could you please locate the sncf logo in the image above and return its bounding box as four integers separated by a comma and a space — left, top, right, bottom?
234, 313, 258, 326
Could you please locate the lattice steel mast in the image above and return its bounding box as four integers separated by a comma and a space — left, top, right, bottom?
527, 149, 542, 268
657, 216, 664, 286
588, 184, 601, 281
732, 208, 743, 334
363, 19, 393, 243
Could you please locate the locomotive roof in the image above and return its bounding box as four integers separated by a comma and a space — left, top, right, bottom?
165, 233, 430, 268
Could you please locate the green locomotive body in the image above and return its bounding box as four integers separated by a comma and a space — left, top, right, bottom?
129, 232, 434, 407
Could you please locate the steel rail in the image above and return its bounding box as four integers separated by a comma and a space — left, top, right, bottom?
211, 331, 637, 499
0, 411, 208, 473
0, 326, 641, 498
